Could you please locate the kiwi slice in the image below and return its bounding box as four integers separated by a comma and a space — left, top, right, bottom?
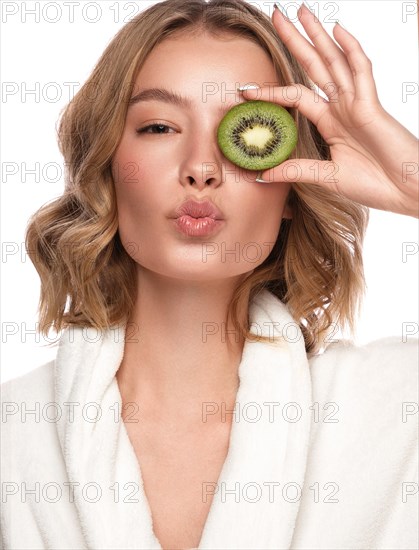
217, 100, 297, 171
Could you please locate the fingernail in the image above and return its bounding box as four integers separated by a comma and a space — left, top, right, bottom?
299, 2, 319, 22
335, 20, 347, 30
237, 84, 260, 91
256, 171, 269, 183
274, 2, 291, 21
300, 2, 313, 13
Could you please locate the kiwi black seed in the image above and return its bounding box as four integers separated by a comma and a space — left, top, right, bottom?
217, 100, 298, 171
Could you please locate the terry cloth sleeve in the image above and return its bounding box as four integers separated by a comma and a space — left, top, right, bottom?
291, 336, 419, 550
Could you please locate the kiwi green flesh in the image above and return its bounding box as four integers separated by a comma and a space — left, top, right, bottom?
217, 100, 298, 171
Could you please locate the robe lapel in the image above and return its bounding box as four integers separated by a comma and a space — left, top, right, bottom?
199, 290, 313, 549
55, 323, 162, 549
54, 289, 312, 549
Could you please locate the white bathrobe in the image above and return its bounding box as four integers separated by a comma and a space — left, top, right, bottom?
1, 289, 418, 549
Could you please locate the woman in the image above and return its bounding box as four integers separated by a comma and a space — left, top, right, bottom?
1, 0, 418, 549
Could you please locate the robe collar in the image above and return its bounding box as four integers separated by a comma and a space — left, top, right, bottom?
54, 289, 312, 549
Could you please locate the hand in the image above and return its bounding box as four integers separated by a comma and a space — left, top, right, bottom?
241, 2, 419, 218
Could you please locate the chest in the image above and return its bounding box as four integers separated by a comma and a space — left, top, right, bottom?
124, 416, 232, 550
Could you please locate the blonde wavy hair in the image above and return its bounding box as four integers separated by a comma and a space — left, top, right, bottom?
25, 0, 369, 356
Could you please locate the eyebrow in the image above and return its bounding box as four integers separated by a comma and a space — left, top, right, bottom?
128, 87, 245, 114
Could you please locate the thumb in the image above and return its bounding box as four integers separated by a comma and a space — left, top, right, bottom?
256, 159, 340, 189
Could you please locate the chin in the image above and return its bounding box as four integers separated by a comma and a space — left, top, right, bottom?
137, 261, 249, 282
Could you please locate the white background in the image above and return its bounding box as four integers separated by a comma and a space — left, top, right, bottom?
1, 0, 418, 382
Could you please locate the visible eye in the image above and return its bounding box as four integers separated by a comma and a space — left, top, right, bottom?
136, 123, 175, 135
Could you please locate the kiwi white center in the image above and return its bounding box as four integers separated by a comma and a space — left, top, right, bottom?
242, 126, 273, 150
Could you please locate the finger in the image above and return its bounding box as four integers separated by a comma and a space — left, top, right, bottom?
296, 3, 355, 97
241, 84, 330, 131
332, 24, 380, 104
255, 159, 340, 193
272, 7, 334, 94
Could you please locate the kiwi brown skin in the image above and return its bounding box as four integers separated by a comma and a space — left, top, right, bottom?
217, 100, 298, 171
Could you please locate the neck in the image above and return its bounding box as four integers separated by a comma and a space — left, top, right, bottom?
116, 267, 249, 421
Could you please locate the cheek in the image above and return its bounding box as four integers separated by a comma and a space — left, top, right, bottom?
112, 136, 162, 214
111, 145, 158, 254
112, 138, 150, 191
238, 185, 289, 238
222, 186, 288, 269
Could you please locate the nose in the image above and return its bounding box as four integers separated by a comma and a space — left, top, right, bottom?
179, 129, 225, 191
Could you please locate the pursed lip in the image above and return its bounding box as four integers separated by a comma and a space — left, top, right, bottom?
171, 199, 225, 220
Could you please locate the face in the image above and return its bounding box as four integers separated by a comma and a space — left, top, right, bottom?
112, 32, 292, 281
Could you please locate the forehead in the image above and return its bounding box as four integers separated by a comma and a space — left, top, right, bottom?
131, 33, 278, 107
